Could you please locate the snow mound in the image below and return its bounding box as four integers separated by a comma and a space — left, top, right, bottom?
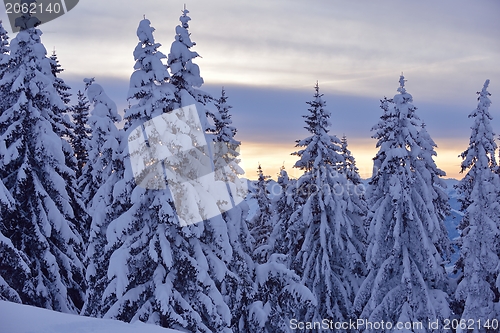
0, 301, 181, 333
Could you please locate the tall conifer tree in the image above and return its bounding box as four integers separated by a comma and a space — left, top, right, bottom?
211, 88, 255, 332
167, 6, 207, 105
81, 79, 124, 318
99, 17, 234, 333
0, 18, 85, 313
250, 164, 273, 263
355, 76, 451, 332
287, 83, 367, 327
454, 80, 500, 331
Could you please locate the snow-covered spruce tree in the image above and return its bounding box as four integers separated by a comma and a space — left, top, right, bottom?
80, 79, 124, 318
236, 164, 281, 332
212, 88, 237, 143
455, 80, 498, 202
266, 166, 296, 256
0, 20, 85, 313
48, 50, 77, 169
221, 198, 255, 333
208, 88, 255, 332
339, 135, 369, 236
286, 83, 367, 328
0, 20, 30, 305
46, 49, 88, 243
278, 165, 290, 187
167, 6, 208, 105
210, 87, 247, 213
168, 10, 254, 331
211, 88, 246, 183
340, 135, 362, 185
167, 6, 216, 142
248, 167, 318, 333
249, 164, 273, 263
77, 79, 122, 304
49, 50, 71, 105
79, 79, 121, 209
416, 122, 451, 237
71, 90, 91, 179
210, 87, 247, 225
453, 79, 500, 332
354, 76, 451, 332
101, 18, 233, 333
248, 253, 316, 333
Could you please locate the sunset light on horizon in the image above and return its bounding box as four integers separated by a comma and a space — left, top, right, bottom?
239, 137, 469, 181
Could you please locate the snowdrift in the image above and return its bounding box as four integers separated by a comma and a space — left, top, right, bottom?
0, 301, 182, 333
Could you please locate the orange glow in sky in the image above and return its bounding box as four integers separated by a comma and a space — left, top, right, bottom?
239, 138, 468, 181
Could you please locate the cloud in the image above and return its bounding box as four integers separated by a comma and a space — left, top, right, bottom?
1, 0, 498, 180
2, 0, 495, 104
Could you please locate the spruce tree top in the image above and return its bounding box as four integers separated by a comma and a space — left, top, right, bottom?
126, 19, 174, 122
213, 88, 239, 145
340, 135, 362, 185
132, 18, 169, 83
293, 82, 342, 172
460, 79, 497, 172
168, 7, 204, 90
50, 50, 71, 105
277, 165, 289, 187
457, 79, 497, 205
257, 163, 270, 184
87, 81, 121, 122
371, 75, 421, 173
1, 27, 66, 130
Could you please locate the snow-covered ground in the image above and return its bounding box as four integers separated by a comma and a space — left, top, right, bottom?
0, 301, 182, 333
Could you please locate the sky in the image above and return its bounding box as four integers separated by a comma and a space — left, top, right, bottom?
1, 0, 499, 179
